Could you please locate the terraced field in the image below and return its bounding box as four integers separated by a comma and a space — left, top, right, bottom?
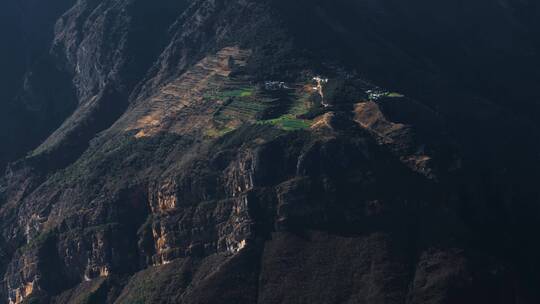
216, 99, 268, 121
262, 114, 312, 131
121, 47, 253, 138
256, 84, 315, 131
204, 78, 319, 138
208, 85, 268, 123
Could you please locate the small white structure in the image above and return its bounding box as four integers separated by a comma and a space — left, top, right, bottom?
313, 76, 329, 107
264, 81, 289, 91
366, 89, 404, 101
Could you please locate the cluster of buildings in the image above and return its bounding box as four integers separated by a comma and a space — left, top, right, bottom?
313, 76, 329, 107
264, 81, 289, 91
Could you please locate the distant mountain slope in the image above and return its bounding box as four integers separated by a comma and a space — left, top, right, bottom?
0, 0, 77, 172
1, 1, 540, 303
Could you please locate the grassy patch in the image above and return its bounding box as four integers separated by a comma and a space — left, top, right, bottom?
205, 87, 255, 100
257, 89, 315, 131
207, 86, 277, 138
211, 83, 317, 133
205, 126, 235, 138
387, 92, 405, 98
48, 133, 193, 194
289, 96, 311, 116
260, 114, 312, 131
253, 87, 316, 131
115, 260, 194, 304
221, 88, 254, 98
215, 98, 270, 122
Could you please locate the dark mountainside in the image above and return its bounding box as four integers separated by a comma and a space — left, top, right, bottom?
1, 0, 540, 303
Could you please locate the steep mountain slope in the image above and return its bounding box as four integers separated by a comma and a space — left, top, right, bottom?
0, 0, 78, 172
1, 0, 540, 303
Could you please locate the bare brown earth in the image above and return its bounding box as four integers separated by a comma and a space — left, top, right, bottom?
124, 47, 252, 138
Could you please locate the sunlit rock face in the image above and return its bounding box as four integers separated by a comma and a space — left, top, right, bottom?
1, 0, 540, 303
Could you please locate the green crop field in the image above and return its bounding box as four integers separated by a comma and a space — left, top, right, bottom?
205, 87, 255, 100
387, 92, 404, 98
210, 83, 317, 134
259, 114, 312, 131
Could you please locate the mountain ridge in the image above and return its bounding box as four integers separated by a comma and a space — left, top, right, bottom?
1, 1, 540, 303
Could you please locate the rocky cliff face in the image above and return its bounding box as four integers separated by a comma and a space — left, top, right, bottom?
1, 0, 540, 303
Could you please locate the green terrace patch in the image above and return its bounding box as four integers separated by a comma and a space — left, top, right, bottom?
387, 92, 405, 98
221, 87, 254, 98
205, 126, 235, 138
204, 86, 255, 100
289, 94, 312, 116
257, 91, 314, 131
207, 82, 317, 136
259, 114, 312, 131
214, 98, 271, 122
